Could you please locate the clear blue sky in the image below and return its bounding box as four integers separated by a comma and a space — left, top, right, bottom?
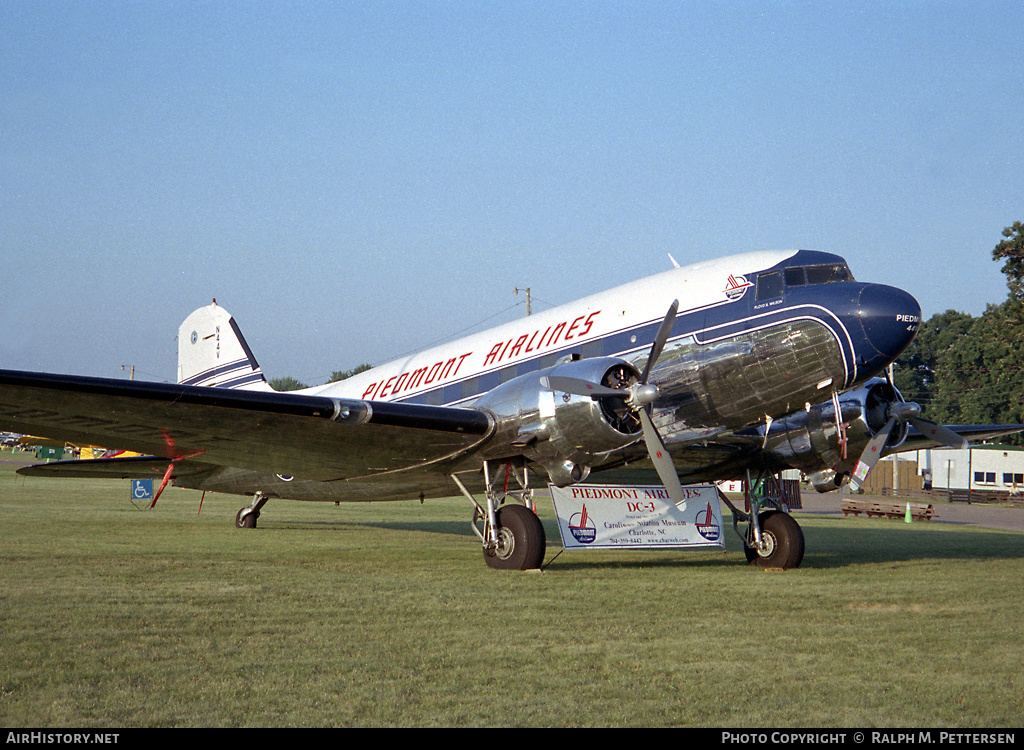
3, 1, 1022, 385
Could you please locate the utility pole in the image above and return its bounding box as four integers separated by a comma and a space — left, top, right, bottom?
514, 286, 531, 316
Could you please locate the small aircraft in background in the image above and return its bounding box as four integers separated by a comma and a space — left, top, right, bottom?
1, 434, 133, 460
2, 249, 1018, 570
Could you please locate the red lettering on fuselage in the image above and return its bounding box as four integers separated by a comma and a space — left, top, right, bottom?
546, 321, 567, 348
362, 351, 473, 400
508, 334, 530, 358
565, 315, 585, 339
483, 342, 504, 367
362, 309, 601, 402
482, 310, 601, 367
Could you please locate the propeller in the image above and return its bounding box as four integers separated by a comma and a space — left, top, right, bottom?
541, 301, 689, 504
541, 300, 678, 405
850, 398, 968, 489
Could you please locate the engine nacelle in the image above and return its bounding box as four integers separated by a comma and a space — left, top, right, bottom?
807, 468, 843, 494
763, 377, 909, 490
469, 357, 644, 486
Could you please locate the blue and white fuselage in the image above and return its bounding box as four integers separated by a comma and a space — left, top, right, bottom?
285, 250, 917, 483
317, 249, 918, 408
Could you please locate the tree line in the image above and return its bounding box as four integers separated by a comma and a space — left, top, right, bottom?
268, 363, 372, 392
894, 221, 1024, 440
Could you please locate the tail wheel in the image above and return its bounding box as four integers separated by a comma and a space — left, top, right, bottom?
744, 511, 804, 569
235, 508, 258, 528
484, 504, 546, 570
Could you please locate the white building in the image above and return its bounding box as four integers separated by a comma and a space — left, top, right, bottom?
916, 445, 1024, 493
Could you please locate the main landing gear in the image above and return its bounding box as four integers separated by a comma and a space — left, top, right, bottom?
452, 459, 546, 571
718, 472, 805, 570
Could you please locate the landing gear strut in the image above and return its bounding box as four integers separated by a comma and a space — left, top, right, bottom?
452, 459, 546, 570
719, 472, 804, 569
235, 491, 269, 529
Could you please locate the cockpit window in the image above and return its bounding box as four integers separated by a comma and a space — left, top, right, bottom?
755, 271, 783, 300
782, 263, 854, 288
757, 262, 855, 300
805, 263, 853, 284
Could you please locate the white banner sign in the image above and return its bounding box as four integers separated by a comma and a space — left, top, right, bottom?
549, 483, 725, 550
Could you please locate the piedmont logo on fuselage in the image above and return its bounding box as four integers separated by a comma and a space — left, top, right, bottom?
723, 274, 753, 301
568, 504, 597, 544
695, 502, 720, 542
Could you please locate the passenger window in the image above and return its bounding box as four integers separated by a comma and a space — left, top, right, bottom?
462, 377, 480, 399
581, 340, 603, 359
755, 271, 783, 300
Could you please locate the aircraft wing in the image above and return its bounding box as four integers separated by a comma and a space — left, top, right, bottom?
893, 423, 1024, 453
0, 369, 494, 482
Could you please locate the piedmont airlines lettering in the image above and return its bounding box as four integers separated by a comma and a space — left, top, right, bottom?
2, 249, 1019, 571
356, 309, 601, 401
361, 352, 474, 400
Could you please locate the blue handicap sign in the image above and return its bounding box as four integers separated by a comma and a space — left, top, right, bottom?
132, 479, 154, 500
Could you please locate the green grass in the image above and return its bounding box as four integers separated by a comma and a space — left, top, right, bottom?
1, 456, 1022, 727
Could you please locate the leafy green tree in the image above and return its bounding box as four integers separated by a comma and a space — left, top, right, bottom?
992, 221, 1024, 304
268, 365, 371, 392
910, 221, 1024, 440
328, 364, 372, 383
894, 309, 975, 410
929, 304, 1012, 425
269, 376, 309, 391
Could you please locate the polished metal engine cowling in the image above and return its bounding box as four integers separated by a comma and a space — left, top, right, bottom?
469, 357, 644, 485
762, 378, 910, 491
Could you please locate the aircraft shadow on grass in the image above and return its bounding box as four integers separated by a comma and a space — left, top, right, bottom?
271, 518, 469, 538
795, 515, 1023, 569
268, 512, 1022, 571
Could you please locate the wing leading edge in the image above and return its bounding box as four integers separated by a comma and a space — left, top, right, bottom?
0, 369, 494, 483
895, 423, 1024, 453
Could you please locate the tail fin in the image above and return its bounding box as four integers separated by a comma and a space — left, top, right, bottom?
177, 301, 273, 391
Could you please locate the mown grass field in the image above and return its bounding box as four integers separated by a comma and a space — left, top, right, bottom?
1, 455, 1022, 727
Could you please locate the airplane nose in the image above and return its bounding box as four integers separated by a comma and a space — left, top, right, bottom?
856, 283, 921, 371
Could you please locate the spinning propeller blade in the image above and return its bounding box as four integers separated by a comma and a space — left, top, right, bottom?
851, 417, 897, 489
638, 409, 688, 506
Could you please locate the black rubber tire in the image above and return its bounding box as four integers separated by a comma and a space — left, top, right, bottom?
483, 504, 546, 570
235, 508, 258, 529
744, 511, 804, 569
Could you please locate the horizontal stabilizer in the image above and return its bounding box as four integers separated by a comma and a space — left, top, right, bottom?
16, 454, 210, 480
